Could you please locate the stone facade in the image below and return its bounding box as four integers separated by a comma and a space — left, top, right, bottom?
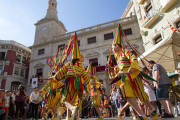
27, 0, 144, 95
0, 40, 31, 91
132, 0, 180, 72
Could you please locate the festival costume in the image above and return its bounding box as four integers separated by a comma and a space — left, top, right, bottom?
53, 33, 91, 120
87, 64, 104, 119
41, 79, 63, 110
54, 62, 90, 107
114, 49, 149, 102
91, 76, 101, 106
107, 24, 158, 120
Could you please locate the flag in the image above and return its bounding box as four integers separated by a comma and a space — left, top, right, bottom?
32, 78, 38, 88
168, 22, 179, 33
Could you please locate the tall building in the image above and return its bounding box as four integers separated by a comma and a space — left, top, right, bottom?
27, 0, 144, 94
0, 40, 31, 90
132, 0, 180, 72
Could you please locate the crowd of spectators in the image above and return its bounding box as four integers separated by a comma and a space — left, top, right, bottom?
0, 60, 178, 119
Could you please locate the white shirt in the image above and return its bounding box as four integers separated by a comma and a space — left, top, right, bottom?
11, 93, 15, 101
30, 91, 39, 104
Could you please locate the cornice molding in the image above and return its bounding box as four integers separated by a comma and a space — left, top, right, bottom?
0, 41, 31, 57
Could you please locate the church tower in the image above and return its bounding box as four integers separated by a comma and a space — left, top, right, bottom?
33, 0, 67, 45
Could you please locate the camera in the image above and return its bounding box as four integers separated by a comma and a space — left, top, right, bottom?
18, 85, 25, 90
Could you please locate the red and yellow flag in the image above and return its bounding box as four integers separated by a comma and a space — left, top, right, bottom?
92, 67, 96, 75
168, 22, 179, 33
87, 63, 92, 74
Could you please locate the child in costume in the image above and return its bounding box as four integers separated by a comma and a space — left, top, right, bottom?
40, 72, 64, 120
110, 24, 158, 120
87, 64, 105, 119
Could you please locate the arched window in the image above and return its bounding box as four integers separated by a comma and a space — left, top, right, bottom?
11, 81, 21, 91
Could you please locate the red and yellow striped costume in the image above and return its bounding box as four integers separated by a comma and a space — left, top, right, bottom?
41, 79, 63, 109
54, 62, 90, 107
114, 49, 149, 103
91, 76, 101, 106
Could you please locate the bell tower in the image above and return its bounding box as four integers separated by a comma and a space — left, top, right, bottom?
45, 0, 58, 20
33, 0, 67, 45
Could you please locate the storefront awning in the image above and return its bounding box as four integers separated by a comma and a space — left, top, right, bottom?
139, 32, 180, 72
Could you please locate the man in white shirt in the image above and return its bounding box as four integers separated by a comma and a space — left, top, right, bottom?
30, 87, 40, 119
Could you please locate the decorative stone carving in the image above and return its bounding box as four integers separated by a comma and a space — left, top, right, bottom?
148, 28, 164, 45
140, 30, 146, 36
85, 50, 101, 58
34, 62, 45, 68
168, 9, 180, 30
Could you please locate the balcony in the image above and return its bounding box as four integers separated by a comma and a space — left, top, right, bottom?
52, 16, 137, 41
96, 66, 105, 72
138, 0, 145, 5
141, 9, 159, 28
158, 0, 178, 13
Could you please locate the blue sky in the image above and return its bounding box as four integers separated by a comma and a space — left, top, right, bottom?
0, 0, 129, 47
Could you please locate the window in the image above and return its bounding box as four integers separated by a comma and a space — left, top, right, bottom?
0, 65, 3, 75
20, 69, 24, 77
88, 37, 96, 44
58, 44, 65, 51
89, 58, 98, 67
22, 57, 26, 64
123, 28, 132, 36
78, 40, 80, 46
155, 35, 162, 44
14, 67, 19, 75
145, 3, 152, 13
176, 20, 180, 31
38, 49, 45, 55
37, 68, 43, 77
0, 52, 5, 60
0, 65, 3, 70
104, 33, 113, 40
107, 55, 117, 66
16, 54, 21, 62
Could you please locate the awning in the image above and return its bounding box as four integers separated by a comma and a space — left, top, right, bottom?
139, 32, 180, 72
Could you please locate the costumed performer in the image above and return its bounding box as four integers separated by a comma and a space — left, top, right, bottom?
111, 24, 158, 120
87, 63, 105, 119
48, 33, 91, 120
40, 71, 64, 120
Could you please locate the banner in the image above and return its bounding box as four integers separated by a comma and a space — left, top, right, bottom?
32, 78, 38, 88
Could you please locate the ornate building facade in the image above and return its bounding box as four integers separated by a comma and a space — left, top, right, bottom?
132, 0, 180, 72
0, 40, 31, 90
27, 0, 144, 94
